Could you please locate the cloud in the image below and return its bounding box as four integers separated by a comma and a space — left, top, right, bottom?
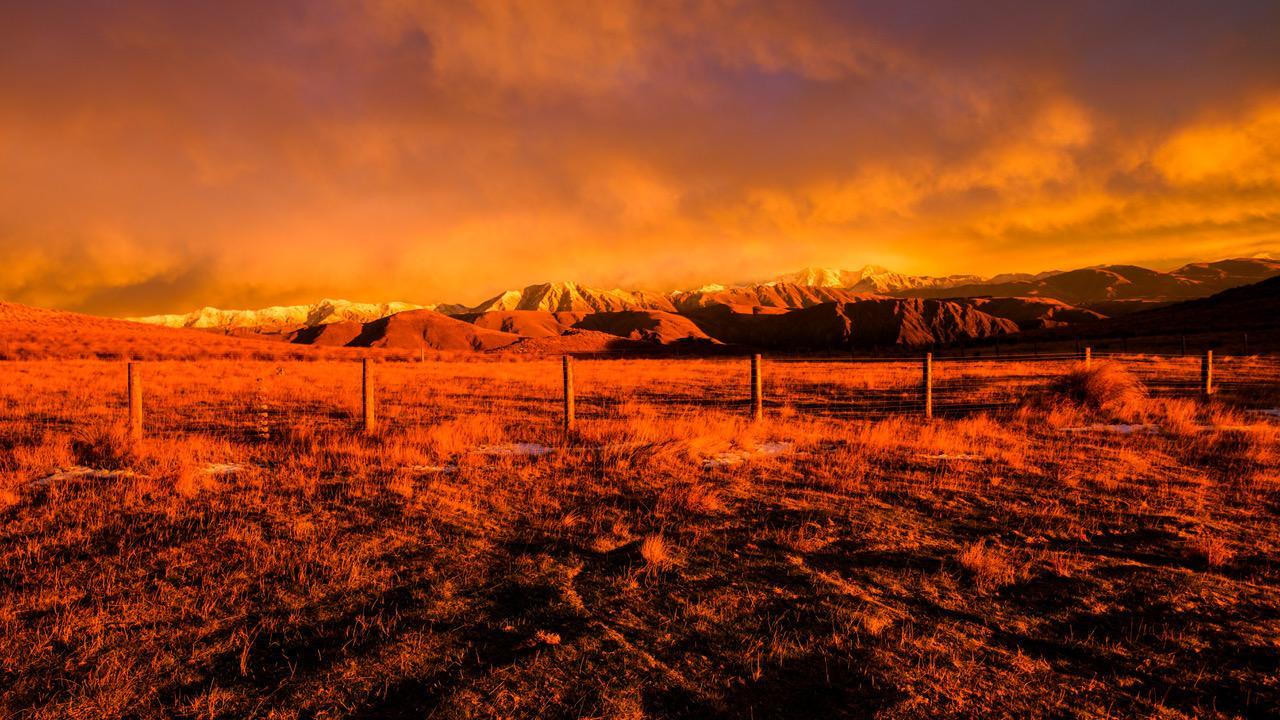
0, 0, 1278, 314
1154, 100, 1280, 186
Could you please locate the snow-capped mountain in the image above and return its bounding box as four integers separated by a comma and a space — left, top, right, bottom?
128, 298, 425, 331
769, 267, 875, 288
468, 281, 677, 313
769, 266, 983, 293
671, 283, 878, 311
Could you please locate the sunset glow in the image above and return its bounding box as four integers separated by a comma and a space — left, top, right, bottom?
6, 6, 1280, 716
2, 1, 1278, 315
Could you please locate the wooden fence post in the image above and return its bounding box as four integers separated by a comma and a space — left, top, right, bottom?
750, 354, 763, 422
922, 352, 933, 420
562, 355, 575, 433
1243, 332, 1250, 356
127, 362, 143, 441
1084, 347, 1092, 370
1201, 350, 1213, 398
362, 358, 377, 433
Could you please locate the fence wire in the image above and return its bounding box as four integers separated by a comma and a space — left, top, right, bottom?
2, 353, 1277, 440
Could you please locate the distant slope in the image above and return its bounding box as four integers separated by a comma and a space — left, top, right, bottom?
892, 258, 1280, 306
470, 282, 676, 313
952, 297, 1105, 330
1174, 258, 1280, 286
290, 309, 521, 351
685, 299, 1017, 350
1074, 274, 1280, 337
0, 301, 330, 360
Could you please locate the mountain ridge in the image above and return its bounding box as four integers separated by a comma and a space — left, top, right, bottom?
892, 258, 1280, 306
121, 256, 1279, 333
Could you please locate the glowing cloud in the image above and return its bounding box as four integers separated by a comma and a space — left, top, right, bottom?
0, 0, 1278, 315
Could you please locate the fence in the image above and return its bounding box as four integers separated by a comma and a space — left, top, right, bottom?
3, 350, 1278, 442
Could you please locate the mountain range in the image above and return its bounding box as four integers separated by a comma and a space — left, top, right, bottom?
129, 258, 1279, 333
4, 256, 1277, 358
93, 256, 1277, 353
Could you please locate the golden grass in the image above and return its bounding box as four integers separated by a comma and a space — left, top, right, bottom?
639, 534, 676, 571
1051, 362, 1149, 421
1, 355, 1279, 718
956, 541, 1020, 589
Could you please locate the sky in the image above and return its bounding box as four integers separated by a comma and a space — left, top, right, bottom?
2, 0, 1279, 316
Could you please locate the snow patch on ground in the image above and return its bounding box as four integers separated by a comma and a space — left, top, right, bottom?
409, 464, 459, 474
473, 443, 555, 457
1064, 423, 1266, 435
31, 466, 135, 487
704, 441, 793, 469
202, 462, 251, 476
917, 453, 985, 461
1063, 424, 1160, 434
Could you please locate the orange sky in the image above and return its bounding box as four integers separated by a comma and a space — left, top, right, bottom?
2, 0, 1279, 315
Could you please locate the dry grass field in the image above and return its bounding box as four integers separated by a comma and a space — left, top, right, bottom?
2, 355, 1279, 718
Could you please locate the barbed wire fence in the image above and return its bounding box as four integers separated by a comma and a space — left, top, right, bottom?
4, 348, 1279, 446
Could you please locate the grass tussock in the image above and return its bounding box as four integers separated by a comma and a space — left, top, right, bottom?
70, 424, 139, 470
1191, 533, 1236, 569
639, 533, 676, 571
957, 541, 1020, 589
1050, 362, 1149, 421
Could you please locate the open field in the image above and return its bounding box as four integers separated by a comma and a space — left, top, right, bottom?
3, 357, 1280, 718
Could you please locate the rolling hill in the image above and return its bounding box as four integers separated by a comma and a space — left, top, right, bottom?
289, 309, 522, 351
451, 311, 586, 338
571, 311, 717, 344
292, 308, 716, 351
